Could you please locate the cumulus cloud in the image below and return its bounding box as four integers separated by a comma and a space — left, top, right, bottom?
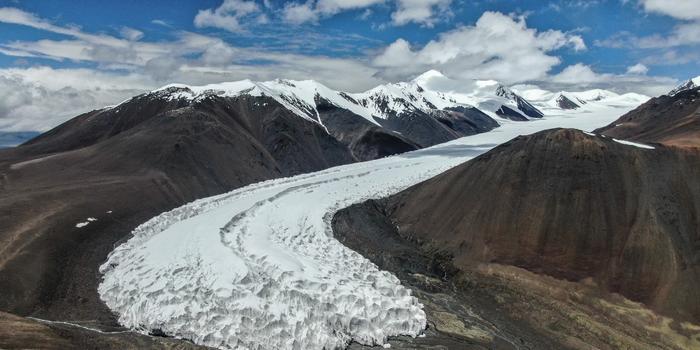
0, 67, 147, 131
391, 0, 452, 26
373, 12, 586, 83
282, 2, 320, 24
193, 0, 266, 32
638, 0, 700, 21
626, 63, 649, 75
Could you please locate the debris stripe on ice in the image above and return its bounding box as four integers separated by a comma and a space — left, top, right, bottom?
98, 105, 638, 350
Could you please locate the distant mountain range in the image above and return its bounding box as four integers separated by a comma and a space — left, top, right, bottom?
3, 70, 650, 149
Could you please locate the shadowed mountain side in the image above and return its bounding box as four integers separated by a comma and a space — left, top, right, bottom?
596, 87, 700, 148
315, 98, 420, 161
0, 94, 354, 329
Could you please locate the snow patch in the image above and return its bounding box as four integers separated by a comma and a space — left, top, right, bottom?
76, 217, 97, 228
613, 138, 655, 150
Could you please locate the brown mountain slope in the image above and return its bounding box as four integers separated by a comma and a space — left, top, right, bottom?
0, 92, 354, 338
595, 86, 700, 147
334, 128, 700, 349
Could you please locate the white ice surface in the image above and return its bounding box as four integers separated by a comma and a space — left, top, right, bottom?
98, 100, 641, 350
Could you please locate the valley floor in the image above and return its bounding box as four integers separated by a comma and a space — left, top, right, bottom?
98, 105, 646, 349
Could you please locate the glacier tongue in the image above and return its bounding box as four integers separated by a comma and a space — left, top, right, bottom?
98, 159, 441, 350
98, 91, 643, 350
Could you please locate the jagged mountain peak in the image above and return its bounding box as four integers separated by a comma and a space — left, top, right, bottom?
411, 69, 447, 84
494, 84, 515, 99
555, 93, 582, 110
669, 75, 700, 96
111, 71, 645, 132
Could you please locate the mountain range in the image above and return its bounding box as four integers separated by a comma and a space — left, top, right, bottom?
0, 71, 685, 350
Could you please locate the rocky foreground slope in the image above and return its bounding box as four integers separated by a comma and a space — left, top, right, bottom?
334, 117, 700, 347
0, 91, 358, 329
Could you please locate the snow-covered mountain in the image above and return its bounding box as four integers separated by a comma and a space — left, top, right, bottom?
514, 86, 649, 111
106, 71, 572, 155
140, 70, 548, 124
669, 76, 700, 96
115, 71, 649, 148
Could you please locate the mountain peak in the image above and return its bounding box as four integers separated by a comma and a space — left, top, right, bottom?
412, 69, 447, 85
669, 75, 700, 96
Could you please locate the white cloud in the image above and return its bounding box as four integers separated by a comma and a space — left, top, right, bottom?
626, 63, 649, 75
391, 0, 452, 27
120, 27, 144, 41
282, 2, 319, 24
0, 67, 147, 131
373, 12, 586, 83
548, 63, 675, 95
151, 19, 170, 27
613, 1, 700, 49
551, 63, 602, 83
200, 41, 238, 66
280, 0, 451, 26
282, 0, 385, 24
193, 0, 265, 32
641, 49, 700, 65
315, 0, 386, 14
638, 0, 700, 21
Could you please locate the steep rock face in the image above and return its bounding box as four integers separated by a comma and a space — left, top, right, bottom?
0, 93, 354, 324
556, 94, 581, 109
375, 129, 700, 323
430, 106, 500, 135
596, 86, 700, 147
668, 76, 700, 96
495, 105, 529, 121
495, 85, 544, 119
314, 97, 419, 161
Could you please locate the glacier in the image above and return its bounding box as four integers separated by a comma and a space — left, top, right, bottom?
98, 95, 644, 349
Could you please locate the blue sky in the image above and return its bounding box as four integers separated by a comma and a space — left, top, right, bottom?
0, 0, 698, 131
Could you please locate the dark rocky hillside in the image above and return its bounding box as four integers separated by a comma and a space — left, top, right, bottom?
596, 86, 700, 148
0, 92, 356, 347
334, 128, 700, 349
